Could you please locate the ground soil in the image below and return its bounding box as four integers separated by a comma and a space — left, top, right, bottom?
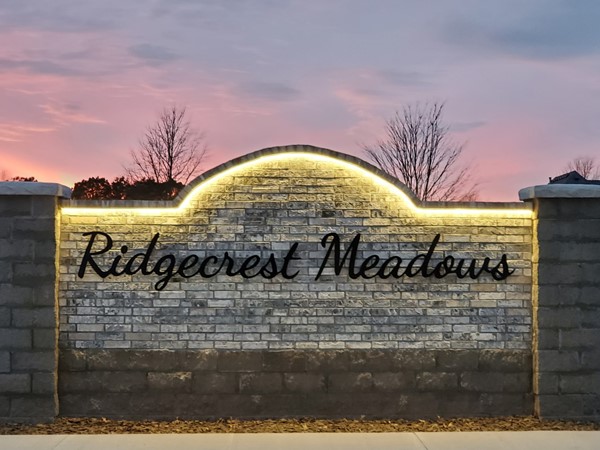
1, 416, 599, 434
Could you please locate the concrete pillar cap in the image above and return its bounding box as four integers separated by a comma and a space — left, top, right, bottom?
0, 182, 71, 198
519, 184, 600, 201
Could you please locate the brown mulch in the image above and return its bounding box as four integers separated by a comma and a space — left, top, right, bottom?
1, 417, 599, 434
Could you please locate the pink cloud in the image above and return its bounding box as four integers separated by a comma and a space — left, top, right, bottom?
0, 122, 56, 143
40, 103, 106, 125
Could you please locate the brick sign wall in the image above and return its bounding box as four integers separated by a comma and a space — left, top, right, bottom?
3, 145, 598, 423
50, 147, 535, 419
58, 149, 533, 352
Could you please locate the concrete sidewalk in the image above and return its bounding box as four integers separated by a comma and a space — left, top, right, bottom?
1, 431, 599, 450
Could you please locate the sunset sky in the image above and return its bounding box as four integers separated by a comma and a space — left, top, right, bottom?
1, 0, 599, 201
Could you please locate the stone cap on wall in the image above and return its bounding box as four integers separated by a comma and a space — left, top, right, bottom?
0, 181, 71, 198
519, 184, 600, 201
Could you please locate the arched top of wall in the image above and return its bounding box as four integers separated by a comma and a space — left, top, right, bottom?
62, 144, 531, 214
178, 144, 421, 206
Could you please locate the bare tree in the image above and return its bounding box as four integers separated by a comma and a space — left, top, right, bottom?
565, 156, 599, 179
128, 105, 208, 184
363, 103, 478, 202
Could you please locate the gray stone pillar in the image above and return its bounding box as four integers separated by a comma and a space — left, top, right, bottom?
0, 182, 70, 423
520, 184, 600, 420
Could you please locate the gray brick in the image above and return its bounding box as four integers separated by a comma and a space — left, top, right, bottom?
538, 265, 582, 286
479, 350, 531, 372
0, 262, 12, 283
0, 307, 9, 327
0, 197, 31, 215
33, 329, 56, 349
392, 350, 437, 370
581, 311, 600, 328
328, 372, 373, 392
10, 396, 57, 419
305, 350, 351, 372
372, 372, 416, 391
538, 329, 558, 349
12, 351, 56, 371
84, 349, 216, 372
31, 197, 57, 216
417, 372, 457, 391
59, 371, 146, 393
33, 241, 57, 264
12, 307, 56, 328
560, 374, 600, 394
538, 241, 600, 262
580, 287, 600, 306
32, 372, 56, 395
0, 351, 9, 372
537, 350, 580, 372
148, 372, 192, 391
12, 263, 55, 286
347, 349, 396, 372
12, 218, 55, 240
436, 350, 478, 370
58, 349, 87, 371
218, 351, 262, 372
537, 373, 559, 394
581, 350, 600, 370
460, 372, 529, 393
538, 199, 600, 220
32, 286, 56, 306
0, 395, 8, 416
0, 219, 12, 238
583, 395, 600, 417
239, 373, 282, 393
538, 308, 581, 329
560, 329, 600, 350
0, 241, 34, 260
537, 394, 584, 419
262, 350, 308, 372
0, 373, 30, 393
192, 373, 237, 394
478, 392, 532, 416
0, 284, 32, 306
283, 373, 325, 393
0, 328, 31, 349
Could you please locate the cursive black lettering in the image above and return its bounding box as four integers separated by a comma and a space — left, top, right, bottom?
78, 231, 113, 278
77, 231, 514, 290
316, 233, 361, 280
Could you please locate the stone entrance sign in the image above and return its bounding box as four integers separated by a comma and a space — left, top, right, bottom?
0, 145, 598, 422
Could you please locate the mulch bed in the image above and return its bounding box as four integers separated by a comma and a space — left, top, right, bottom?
1, 417, 599, 434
